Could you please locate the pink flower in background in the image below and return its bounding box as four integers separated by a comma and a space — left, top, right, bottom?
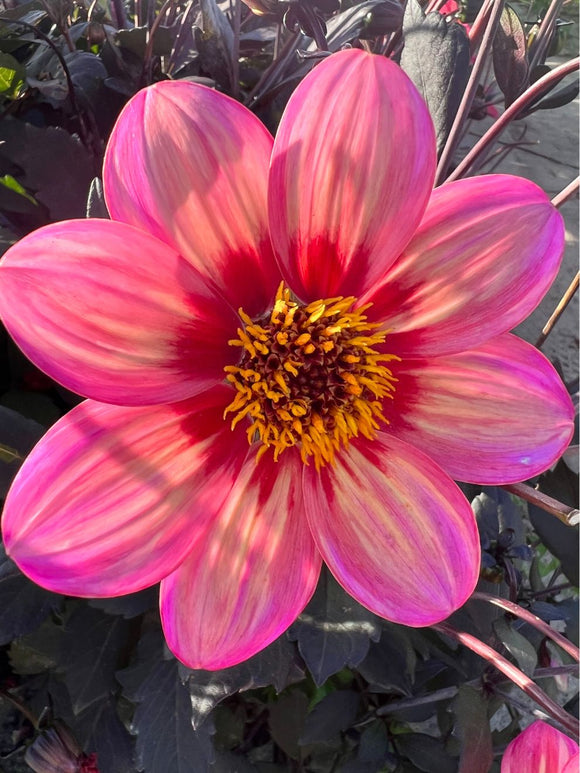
439, 0, 472, 31
0, 50, 573, 669
502, 721, 579, 772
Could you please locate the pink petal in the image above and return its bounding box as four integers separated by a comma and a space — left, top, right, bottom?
304, 433, 480, 627
0, 219, 236, 405
563, 752, 580, 773
2, 387, 248, 596
104, 80, 279, 316
160, 451, 321, 670
365, 175, 565, 357
387, 334, 574, 484
501, 721, 579, 772
268, 49, 436, 302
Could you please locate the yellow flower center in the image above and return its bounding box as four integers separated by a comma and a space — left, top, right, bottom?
223, 282, 399, 468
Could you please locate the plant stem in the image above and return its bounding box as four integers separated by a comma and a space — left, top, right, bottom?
376, 664, 579, 715
142, 0, 174, 85
528, 0, 564, 72
231, 0, 242, 99
468, 0, 494, 50
502, 482, 580, 527
552, 176, 579, 209
0, 690, 38, 729
110, 0, 128, 29
535, 271, 579, 348
435, 0, 505, 185
529, 582, 573, 598
445, 57, 580, 182
434, 622, 579, 737
472, 592, 580, 662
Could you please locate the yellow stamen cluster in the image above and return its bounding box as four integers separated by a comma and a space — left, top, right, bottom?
224, 283, 399, 469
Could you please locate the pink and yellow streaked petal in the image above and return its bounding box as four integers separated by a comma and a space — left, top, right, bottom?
160, 450, 322, 670
268, 48, 436, 302
501, 721, 579, 772
104, 80, 280, 316
563, 752, 580, 773
365, 175, 564, 357
2, 387, 248, 597
387, 334, 574, 484
303, 433, 480, 627
0, 219, 235, 406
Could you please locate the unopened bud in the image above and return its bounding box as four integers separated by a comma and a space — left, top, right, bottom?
25, 721, 99, 773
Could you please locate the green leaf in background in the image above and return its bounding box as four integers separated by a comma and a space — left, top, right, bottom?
289, 566, 380, 686
0, 173, 37, 204
493, 616, 538, 676
529, 461, 579, 586
186, 633, 304, 729
0, 52, 26, 98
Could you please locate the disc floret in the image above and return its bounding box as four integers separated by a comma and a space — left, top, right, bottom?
224, 283, 399, 468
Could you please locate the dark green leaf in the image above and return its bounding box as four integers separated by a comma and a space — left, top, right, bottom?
524, 79, 579, 115
0, 51, 26, 97
268, 690, 309, 760
9, 617, 63, 674
318, 0, 392, 50
289, 567, 380, 686
125, 653, 215, 771
400, 0, 470, 153
0, 224, 16, 256
355, 720, 390, 766
493, 617, 537, 675
195, 0, 234, 90
186, 633, 304, 729
396, 733, 456, 773
0, 173, 39, 214
116, 26, 174, 57
119, 631, 215, 771
528, 462, 579, 585
213, 750, 257, 772
493, 5, 529, 107
0, 566, 61, 646
0, 405, 45, 498
557, 599, 579, 646
74, 697, 135, 773
357, 631, 413, 696
87, 586, 157, 619
473, 487, 525, 546
451, 685, 492, 773
299, 690, 359, 746
65, 50, 107, 110
0, 117, 94, 220
1, 389, 60, 426
57, 605, 131, 714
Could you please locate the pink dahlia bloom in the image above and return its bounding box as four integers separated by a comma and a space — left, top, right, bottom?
502, 721, 579, 772
0, 50, 573, 669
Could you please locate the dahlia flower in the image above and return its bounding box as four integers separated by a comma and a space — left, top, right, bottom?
0, 50, 572, 669
501, 721, 579, 772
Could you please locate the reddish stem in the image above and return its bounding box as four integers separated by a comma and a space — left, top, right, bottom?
502, 482, 580, 527
434, 622, 579, 738
468, 0, 493, 50
536, 271, 579, 348
472, 592, 580, 662
435, 0, 505, 184
445, 57, 580, 182
552, 176, 580, 209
